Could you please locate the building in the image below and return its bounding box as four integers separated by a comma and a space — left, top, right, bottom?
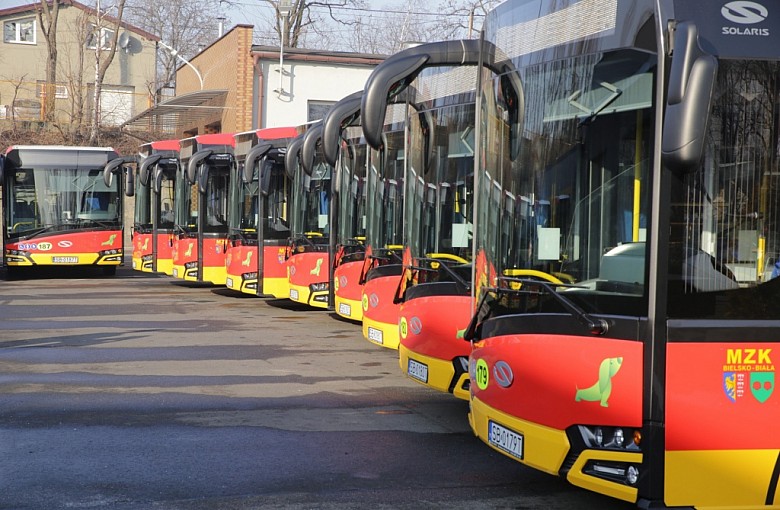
0, 0, 158, 127
124, 25, 385, 138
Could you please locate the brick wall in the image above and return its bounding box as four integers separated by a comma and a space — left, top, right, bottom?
175, 25, 254, 136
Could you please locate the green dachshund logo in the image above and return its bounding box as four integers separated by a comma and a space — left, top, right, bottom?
310, 258, 323, 276
575, 357, 623, 407
102, 234, 117, 246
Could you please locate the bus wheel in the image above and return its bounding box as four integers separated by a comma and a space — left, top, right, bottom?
101, 266, 117, 276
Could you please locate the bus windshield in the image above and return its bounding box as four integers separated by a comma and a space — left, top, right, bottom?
406, 93, 475, 263
230, 157, 289, 240
9, 166, 120, 235
292, 157, 331, 237
336, 127, 367, 244
365, 106, 406, 252
476, 48, 656, 316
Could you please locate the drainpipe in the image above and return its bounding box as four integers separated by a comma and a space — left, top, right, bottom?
253, 53, 264, 129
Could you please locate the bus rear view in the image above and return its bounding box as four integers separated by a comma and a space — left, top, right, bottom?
3, 145, 124, 275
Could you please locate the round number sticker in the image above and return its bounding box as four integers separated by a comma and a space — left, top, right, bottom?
475, 359, 489, 390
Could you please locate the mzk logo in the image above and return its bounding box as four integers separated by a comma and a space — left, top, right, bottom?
723, 348, 775, 403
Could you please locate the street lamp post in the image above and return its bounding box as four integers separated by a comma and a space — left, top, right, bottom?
276, 0, 292, 96
159, 40, 204, 90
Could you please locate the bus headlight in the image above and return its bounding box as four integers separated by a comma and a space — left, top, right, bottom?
626, 465, 639, 485
578, 425, 640, 451
310, 282, 329, 292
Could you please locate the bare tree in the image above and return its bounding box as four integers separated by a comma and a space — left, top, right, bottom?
36, 0, 60, 122
87, 0, 127, 144
63, 11, 91, 131
123, 0, 226, 93
3, 73, 30, 132
251, 0, 500, 54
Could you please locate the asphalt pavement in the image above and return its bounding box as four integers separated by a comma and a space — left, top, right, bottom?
0, 263, 634, 509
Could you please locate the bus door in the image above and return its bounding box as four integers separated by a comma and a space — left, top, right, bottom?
657, 6, 780, 507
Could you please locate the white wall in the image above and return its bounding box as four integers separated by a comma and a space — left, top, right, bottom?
258, 59, 373, 128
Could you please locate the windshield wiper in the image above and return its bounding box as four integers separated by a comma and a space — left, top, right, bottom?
510, 278, 609, 335
462, 279, 608, 341
19, 225, 57, 240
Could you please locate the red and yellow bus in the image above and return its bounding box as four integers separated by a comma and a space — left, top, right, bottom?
361, 48, 480, 396
357, 105, 407, 348
3, 145, 126, 275
129, 140, 179, 274
321, 91, 368, 322
226, 127, 297, 296
284, 126, 331, 308
465, 0, 780, 507
172, 133, 235, 284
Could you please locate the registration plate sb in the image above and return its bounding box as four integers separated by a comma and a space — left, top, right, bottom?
407, 359, 428, 383
338, 303, 351, 317
226, 277, 234, 289
289, 289, 299, 300
488, 421, 523, 460
52, 256, 78, 263
367, 327, 383, 344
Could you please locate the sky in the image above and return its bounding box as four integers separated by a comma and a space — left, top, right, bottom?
0, 0, 483, 50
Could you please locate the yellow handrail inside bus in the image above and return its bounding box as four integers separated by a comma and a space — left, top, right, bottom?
425, 253, 469, 264
503, 269, 566, 285
12, 222, 34, 231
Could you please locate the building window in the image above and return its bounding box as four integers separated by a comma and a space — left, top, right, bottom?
4, 18, 36, 44
86, 25, 115, 50
37, 81, 69, 100
308, 101, 336, 122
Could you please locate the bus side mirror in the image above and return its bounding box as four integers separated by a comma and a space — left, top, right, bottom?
285, 134, 305, 180
197, 164, 210, 195
125, 165, 134, 197
662, 22, 717, 173
103, 156, 134, 195
139, 154, 162, 187
260, 160, 274, 197
361, 39, 483, 150
187, 149, 212, 185
322, 90, 362, 167
244, 142, 273, 183
154, 165, 165, 194
418, 110, 435, 174
0, 155, 4, 182
301, 123, 323, 177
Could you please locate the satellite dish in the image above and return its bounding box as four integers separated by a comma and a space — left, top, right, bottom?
118, 32, 131, 50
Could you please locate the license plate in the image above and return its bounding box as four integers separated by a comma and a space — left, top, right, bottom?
52, 256, 78, 263
407, 358, 428, 383
173, 268, 179, 277
226, 277, 234, 288
367, 327, 383, 344
290, 289, 299, 300
338, 303, 351, 317
488, 421, 523, 460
